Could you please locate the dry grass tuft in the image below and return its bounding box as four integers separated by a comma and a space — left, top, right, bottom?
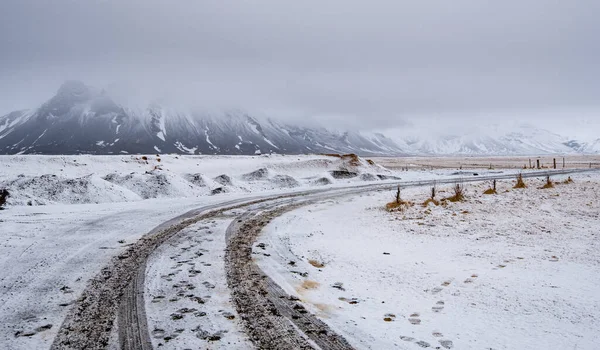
308, 260, 325, 268
514, 173, 527, 189
141, 156, 148, 161
422, 198, 440, 207
386, 186, 414, 212
366, 159, 375, 165
541, 175, 554, 189
483, 188, 497, 195
322, 153, 360, 166
563, 176, 574, 184
301, 280, 320, 290
386, 200, 413, 212
445, 183, 466, 202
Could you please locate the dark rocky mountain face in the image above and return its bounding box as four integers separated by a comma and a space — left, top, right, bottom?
0, 82, 404, 156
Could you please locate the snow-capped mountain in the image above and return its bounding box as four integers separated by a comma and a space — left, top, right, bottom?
0, 81, 597, 156
392, 125, 585, 156
0, 81, 404, 156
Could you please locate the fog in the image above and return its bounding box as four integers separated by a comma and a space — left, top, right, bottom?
1, 1, 599, 138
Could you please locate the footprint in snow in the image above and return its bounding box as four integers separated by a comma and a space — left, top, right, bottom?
431, 287, 443, 295
464, 274, 478, 283
408, 313, 421, 325
439, 339, 454, 349
432, 301, 445, 313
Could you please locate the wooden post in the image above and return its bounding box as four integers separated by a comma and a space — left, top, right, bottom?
529, 159, 532, 168
537, 159, 540, 169
563, 157, 565, 169
553, 158, 556, 169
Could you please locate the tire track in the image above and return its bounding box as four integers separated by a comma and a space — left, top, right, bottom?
225, 204, 355, 350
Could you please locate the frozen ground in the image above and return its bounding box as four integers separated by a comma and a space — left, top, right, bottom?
145, 216, 252, 349
0, 154, 596, 349
0, 196, 255, 349
257, 173, 600, 350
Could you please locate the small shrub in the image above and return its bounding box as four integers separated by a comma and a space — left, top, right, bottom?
541, 175, 554, 189
514, 173, 527, 189
386, 186, 413, 212
141, 156, 148, 161
366, 159, 375, 165
0, 189, 9, 209
563, 176, 574, 184
446, 183, 466, 202
157, 158, 161, 162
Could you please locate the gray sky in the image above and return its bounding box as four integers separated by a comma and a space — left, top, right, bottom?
1, 1, 599, 138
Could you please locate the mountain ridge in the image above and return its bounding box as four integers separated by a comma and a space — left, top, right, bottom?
0, 81, 597, 156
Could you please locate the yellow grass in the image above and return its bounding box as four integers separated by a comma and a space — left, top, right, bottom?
308, 260, 325, 268
422, 198, 440, 207
301, 280, 320, 290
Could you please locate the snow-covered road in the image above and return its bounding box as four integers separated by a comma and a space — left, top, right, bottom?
1, 166, 597, 349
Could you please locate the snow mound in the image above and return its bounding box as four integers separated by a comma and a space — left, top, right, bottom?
102, 172, 193, 199
330, 170, 359, 179
213, 174, 232, 186
360, 173, 378, 181
311, 176, 333, 186
270, 175, 300, 188
2, 174, 139, 205
242, 168, 270, 181
185, 173, 207, 187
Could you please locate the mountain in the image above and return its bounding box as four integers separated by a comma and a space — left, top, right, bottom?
0, 81, 405, 156
565, 138, 600, 154
0, 81, 597, 156
393, 125, 584, 156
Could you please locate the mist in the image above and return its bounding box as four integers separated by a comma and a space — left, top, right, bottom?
1, 0, 599, 138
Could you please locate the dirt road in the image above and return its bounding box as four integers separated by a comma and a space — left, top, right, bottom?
50, 169, 598, 349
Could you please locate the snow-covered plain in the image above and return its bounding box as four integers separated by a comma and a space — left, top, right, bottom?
1, 154, 597, 350
257, 173, 600, 350
0, 154, 404, 349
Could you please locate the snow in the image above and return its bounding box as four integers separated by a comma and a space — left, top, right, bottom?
145, 218, 252, 349
205, 128, 217, 150
0, 154, 417, 206
263, 137, 279, 149
154, 145, 162, 153
174, 141, 198, 155
0, 196, 252, 349
157, 131, 166, 141
1, 153, 597, 349
256, 173, 600, 349
246, 120, 261, 135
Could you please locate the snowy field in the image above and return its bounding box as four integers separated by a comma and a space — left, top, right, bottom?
0, 154, 597, 349
257, 172, 600, 350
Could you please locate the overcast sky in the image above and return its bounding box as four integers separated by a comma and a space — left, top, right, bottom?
1, 1, 599, 138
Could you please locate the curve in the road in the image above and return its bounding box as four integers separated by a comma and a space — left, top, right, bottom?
50, 168, 598, 349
